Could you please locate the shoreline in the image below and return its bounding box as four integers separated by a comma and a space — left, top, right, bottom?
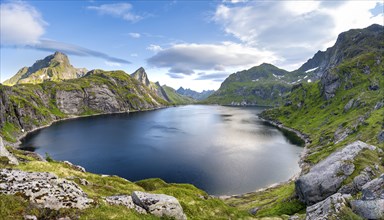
7, 106, 166, 149
6, 104, 310, 199
218, 115, 311, 198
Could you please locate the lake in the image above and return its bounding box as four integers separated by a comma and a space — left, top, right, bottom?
21, 105, 302, 195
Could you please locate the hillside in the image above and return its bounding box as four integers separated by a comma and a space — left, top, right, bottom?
3, 52, 87, 86
163, 86, 196, 105
205, 24, 383, 106
204, 63, 293, 106
0, 70, 169, 142
131, 67, 194, 105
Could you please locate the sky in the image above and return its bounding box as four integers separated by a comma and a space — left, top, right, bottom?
0, 0, 383, 92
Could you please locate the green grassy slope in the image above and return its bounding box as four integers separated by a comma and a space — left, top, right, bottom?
162, 85, 196, 105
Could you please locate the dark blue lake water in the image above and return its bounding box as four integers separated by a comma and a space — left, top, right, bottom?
21, 105, 302, 195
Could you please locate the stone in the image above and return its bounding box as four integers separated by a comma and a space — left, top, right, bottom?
0, 137, 18, 165
0, 169, 92, 210
343, 99, 354, 112
63, 161, 86, 172
105, 195, 147, 214
351, 199, 384, 219
295, 141, 376, 205
350, 175, 384, 219
24, 215, 37, 220
306, 193, 351, 220
132, 191, 187, 220
248, 207, 260, 215
378, 131, 384, 143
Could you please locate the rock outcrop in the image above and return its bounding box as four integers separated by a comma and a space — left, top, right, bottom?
132, 191, 187, 220
105, 195, 147, 214
0, 137, 18, 165
306, 193, 351, 220
350, 175, 384, 219
0, 169, 93, 210
295, 141, 376, 205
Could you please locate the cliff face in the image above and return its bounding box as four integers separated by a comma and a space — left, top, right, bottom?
3, 52, 87, 86
0, 70, 168, 142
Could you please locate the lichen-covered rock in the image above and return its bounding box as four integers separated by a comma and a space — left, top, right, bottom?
0, 137, 18, 165
63, 161, 86, 172
105, 195, 147, 214
0, 169, 92, 210
350, 175, 384, 219
295, 141, 376, 205
306, 193, 351, 220
132, 191, 187, 220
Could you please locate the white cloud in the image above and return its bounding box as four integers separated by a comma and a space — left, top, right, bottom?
130, 53, 138, 57
147, 44, 163, 52
0, 1, 47, 45
87, 3, 142, 22
105, 61, 122, 67
213, 0, 383, 70
128, 32, 141, 38
147, 42, 277, 75
33, 39, 131, 64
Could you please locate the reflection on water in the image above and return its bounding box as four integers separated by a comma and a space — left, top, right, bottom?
21, 105, 302, 195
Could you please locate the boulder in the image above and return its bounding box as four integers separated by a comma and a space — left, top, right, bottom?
0, 137, 18, 165
295, 141, 376, 205
105, 195, 146, 214
0, 169, 92, 210
132, 191, 187, 220
351, 199, 384, 219
63, 161, 86, 172
378, 131, 384, 143
350, 175, 384, 219
306, 193, 351, 220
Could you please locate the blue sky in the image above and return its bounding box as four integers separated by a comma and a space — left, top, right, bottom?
1, 0, 383, 91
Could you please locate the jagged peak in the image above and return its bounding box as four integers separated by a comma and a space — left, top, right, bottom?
131, 67, 150, 86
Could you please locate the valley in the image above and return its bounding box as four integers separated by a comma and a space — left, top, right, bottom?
0, 21, 383, 220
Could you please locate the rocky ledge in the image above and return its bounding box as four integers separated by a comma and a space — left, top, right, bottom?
296, 140, 383, 219
0, 169, 93, 210
106, 191, 187, 220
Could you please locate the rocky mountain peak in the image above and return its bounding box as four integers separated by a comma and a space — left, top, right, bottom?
3, 51, 87, 86
131, 67, 150, 86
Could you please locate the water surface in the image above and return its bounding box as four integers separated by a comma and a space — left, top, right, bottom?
21, 105, 302, 195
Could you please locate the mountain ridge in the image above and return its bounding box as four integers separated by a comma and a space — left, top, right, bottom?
3, 51, 87, 86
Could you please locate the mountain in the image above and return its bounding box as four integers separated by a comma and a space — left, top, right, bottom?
205, 24, 384, 106
204, 63, 292, 106
3, 52, 87, 86
163, 86, 196, 104
176, 87, 215, 100
130, 67, 193, 105
0, 69, 171, 142
297, 24, 384, 80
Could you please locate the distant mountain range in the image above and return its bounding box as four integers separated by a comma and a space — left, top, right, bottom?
176, 87, 215, 100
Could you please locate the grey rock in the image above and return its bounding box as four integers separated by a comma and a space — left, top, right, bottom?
105, 195, 147, 214
24, 215, 37, 220
378, 131, 384, 143
0, 137, 18, 165
361, 174, 384, 200
63, 161, 86, 172
369, 85, 379, 91
132, 191, 187, 220
306, 193, 351, 220
320, 70, 340, 100
295, 141, 376, 205
248, 207, 260, 215
0, 169, 92, 210
350, 175, 384, 219
351, 199, 384, 219
343, 99, 354, 112
374, 101, 384, 110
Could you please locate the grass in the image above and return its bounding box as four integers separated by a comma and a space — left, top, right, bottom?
223, 182, 305, 218
8, 160, 251, 219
